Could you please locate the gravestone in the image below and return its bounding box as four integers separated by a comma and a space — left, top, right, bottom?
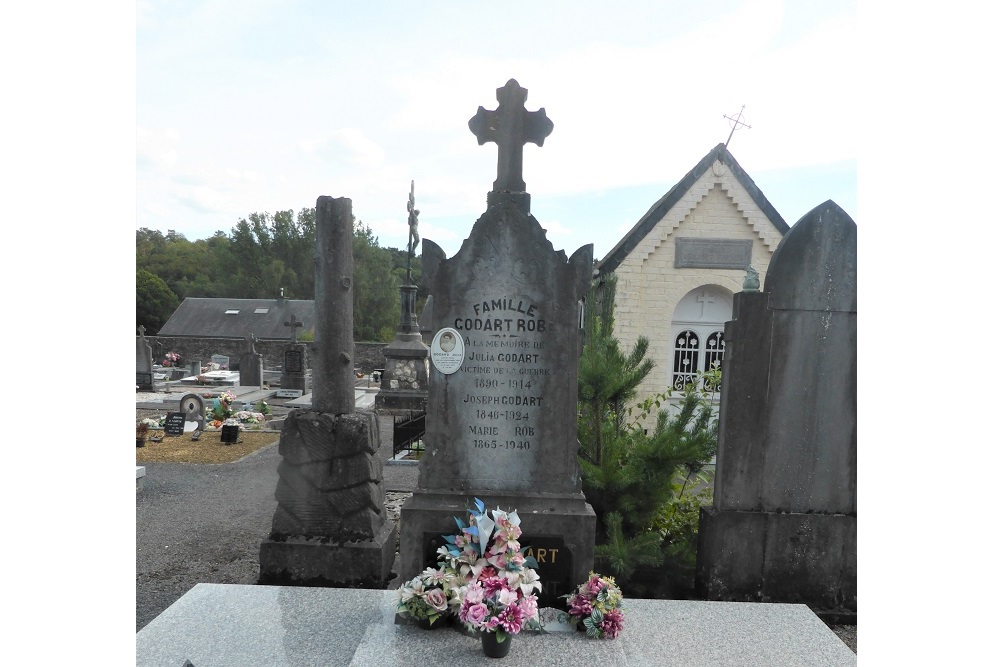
163, 412, 186, 436
376, 181, 430, 412
696, 200, 857, 621
211, 354, 229, 370
239, 334, 264, 389
259, 195, 396, 588
187, 361, 201, 378
136, 325, 155, 391
280, 344, 310, 393
280, 315, 310, 393
398, 79, 595, 608
179, 393, 206, 432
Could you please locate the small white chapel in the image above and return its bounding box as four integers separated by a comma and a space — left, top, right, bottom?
595, 143, 790, 422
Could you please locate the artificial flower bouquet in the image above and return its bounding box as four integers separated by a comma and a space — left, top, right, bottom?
560, 571, 625, 639
395, 568, 452, 627
438, 498, 543, 643
161, 351, 182, 367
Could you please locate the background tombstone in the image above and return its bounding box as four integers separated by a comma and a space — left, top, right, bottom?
280, 315, 310, 393
136, 325, 155, 391
398, 79, 595, 608
239, 334, 264, 389
210, 354, 230, 370
187, 360, 201, 378
696, 200, 857, 622
259, 195, 396, 588
179, 393, 206, 432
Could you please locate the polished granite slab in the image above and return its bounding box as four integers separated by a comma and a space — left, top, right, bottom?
136, 584, 856, 666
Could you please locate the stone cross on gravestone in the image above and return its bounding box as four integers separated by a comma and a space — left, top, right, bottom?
468, 78, 554, 194
284, 315, 303, 342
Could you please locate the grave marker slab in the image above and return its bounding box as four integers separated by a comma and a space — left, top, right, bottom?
697, 200, 857, 620
399, 79, 595, 608
163, 412, 185, 436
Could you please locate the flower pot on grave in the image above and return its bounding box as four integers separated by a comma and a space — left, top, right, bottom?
481, 631, 512, 658
411, 616, 446, 630
136, 438, 145, 448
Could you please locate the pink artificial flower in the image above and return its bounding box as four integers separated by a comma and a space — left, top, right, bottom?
479, 566, 497, 581
483, 576, 505, 597
497, 588, 519, 607
486, 616, 501, 631
569, 596, 593, 619
499, 604, 524, 635
587, 574, 603, 596
464, 602, 489, 628
424, 588, 448, 612
601, 607, 625, 639
517, 594, 538, 621
464, 582, 485, 605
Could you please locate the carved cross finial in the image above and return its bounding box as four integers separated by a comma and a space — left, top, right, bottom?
284, 315, 303, 342
469, 79, 553, 193
137, 324, 146, 338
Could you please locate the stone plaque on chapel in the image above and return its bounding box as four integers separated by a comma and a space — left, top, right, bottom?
398, 79, 596, 608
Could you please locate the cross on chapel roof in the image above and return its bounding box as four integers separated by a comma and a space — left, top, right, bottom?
468, 79, 553, 194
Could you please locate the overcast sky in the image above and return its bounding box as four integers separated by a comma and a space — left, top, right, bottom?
137, 0, 857, 260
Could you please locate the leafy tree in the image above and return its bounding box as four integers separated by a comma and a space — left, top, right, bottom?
577, 274, 718, 596
353, 221, 399, 341
136, 269, 179, 334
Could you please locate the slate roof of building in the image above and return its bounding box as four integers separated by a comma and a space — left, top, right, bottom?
157, 297, 316, 339
596, 143, 789, 276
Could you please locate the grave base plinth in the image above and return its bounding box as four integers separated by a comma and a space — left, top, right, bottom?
399, 489, 595, 608
258, 519, 397, 588
696, 506, 856, 621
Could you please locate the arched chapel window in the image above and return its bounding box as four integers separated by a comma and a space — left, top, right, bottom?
670, 286, 732, 391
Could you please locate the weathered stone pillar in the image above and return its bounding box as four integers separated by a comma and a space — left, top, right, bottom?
313, 196, 356, 415
259, 195, 397, 589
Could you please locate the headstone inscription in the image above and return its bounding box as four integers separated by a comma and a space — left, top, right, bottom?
136, 325, 155, 391
259, 195, 396, 589
696, 200, 857, 621
398, 79, 595, 608
163, 412, 186, 436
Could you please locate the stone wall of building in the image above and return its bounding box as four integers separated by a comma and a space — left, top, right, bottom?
142, 336, 388, 374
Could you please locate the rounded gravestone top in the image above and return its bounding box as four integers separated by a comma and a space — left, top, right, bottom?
179, 393, 206, 431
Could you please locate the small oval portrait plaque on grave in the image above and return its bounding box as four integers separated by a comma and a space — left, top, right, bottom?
430, 327, 464, 375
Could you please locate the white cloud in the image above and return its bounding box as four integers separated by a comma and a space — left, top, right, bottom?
136, 127, 179, 170
299, 128, 385, 168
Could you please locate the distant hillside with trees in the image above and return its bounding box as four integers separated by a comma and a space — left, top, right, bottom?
136, 207, 422, 341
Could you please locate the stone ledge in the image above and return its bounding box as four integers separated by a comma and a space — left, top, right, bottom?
136, 585, 857, 666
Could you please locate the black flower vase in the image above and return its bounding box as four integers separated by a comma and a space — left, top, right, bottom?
481, 632, 512, 659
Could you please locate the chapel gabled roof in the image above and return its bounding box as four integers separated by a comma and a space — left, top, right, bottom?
596, 143, 789, 276
157, 297, 316, 340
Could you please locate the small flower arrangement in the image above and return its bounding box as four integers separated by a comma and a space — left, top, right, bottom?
395, 568, 451, 627
209, 390, 238, 421
559, 572, 625, 639
254, 399, 271, 416
161, 351, 182, 367
440, 498, 542, 643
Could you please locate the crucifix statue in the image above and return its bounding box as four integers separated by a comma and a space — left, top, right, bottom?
406, 180, 419, 285
284, 315, 303, 343
468, 79, 553, 194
